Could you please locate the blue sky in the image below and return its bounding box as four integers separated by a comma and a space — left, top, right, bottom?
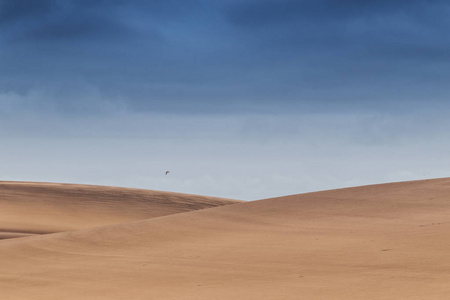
1, 0, 450, 200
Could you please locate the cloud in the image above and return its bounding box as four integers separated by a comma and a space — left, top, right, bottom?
0, 0, 52, 25
0, 0, 449, 114
1, 110, 450, 199
1, 1, 131, 42
225, 0, 445, 27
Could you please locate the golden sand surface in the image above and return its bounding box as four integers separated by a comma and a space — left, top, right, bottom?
0, 181, 241, 238
2, 179, 450, 299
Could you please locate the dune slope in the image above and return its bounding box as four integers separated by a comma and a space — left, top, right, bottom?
0, 181, 241, 239
2, 178, 450, 299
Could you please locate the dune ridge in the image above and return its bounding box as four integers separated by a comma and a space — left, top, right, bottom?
2, 178, 450, 299
0, 181, 242, 239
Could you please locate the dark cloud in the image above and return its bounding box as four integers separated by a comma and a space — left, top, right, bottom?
226, 0, 448, 27
226, 0, 412, 27
0, 0, 449, 114
0, 0, 52, 24
0, 0, 136, 42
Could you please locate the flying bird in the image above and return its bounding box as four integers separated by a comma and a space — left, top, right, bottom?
165, 171, 170, 175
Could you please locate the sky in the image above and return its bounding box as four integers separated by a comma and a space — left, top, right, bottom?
1, 0, 450, 200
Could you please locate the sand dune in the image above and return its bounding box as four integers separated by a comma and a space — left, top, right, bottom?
0, 181, 241, 239
2, 178, 450, 299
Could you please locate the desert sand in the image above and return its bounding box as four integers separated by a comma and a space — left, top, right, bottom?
0, 181, 241, 239
2, 178, 450, 299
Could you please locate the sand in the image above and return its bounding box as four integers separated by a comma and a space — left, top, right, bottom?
2, 178, 450, 299
0, 181, 241, 238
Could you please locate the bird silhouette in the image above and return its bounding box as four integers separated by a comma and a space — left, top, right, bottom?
165, 171, 170, 175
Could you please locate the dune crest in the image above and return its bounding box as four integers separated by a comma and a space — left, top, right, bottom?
0, 181, 242, 239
